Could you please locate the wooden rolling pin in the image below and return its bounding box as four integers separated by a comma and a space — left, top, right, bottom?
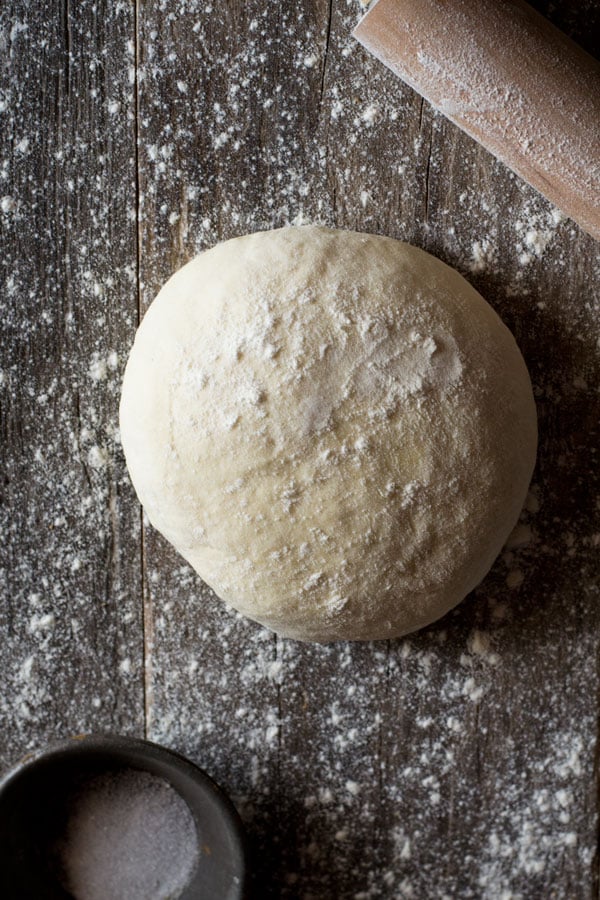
353, 0, 600, 241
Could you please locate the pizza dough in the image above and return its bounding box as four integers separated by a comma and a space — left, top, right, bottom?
120, 226, 537, 641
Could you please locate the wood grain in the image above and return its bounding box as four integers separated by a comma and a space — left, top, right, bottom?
1, 0, 599, 897
0, 0, 144, 760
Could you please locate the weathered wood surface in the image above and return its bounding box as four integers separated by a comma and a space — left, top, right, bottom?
1, 1, 599, 898
0, 0, 144, 759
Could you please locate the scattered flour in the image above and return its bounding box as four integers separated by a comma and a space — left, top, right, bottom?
515, 203, 565, 266
1, 0, 598, 898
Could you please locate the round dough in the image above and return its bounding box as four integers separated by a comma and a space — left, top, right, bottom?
120, 226, 537, 641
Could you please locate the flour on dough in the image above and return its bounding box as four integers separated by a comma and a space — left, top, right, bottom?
120, 226, 537, 641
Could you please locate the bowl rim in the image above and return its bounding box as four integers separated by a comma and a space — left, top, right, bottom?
0, 732, 247, 899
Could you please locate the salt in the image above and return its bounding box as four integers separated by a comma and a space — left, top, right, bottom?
57, 768, 199, 900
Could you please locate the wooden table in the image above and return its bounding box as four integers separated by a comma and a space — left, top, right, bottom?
2, 1, 599, 896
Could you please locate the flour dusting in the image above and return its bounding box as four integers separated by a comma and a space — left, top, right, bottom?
1, 0, 599, 897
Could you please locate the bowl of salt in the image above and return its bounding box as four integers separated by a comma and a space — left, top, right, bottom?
0, 733, 246, 900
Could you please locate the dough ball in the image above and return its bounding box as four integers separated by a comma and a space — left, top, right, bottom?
120, 226, 537, 641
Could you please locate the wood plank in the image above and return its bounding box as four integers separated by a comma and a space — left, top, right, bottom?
0, 0, 143, 766
135, 0, 600, 896
136, 0, 600, 895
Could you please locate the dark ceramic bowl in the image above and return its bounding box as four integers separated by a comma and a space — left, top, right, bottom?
0, 733, 246, 900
